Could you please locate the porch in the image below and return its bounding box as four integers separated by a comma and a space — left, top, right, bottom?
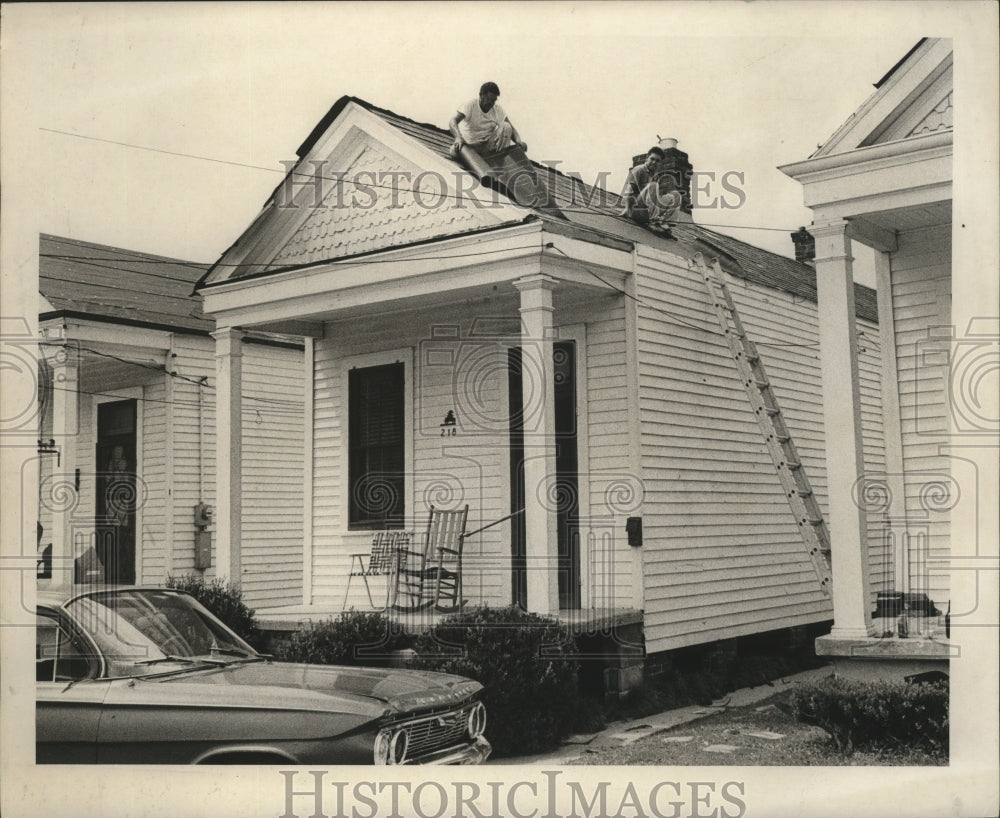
201, 222, 646, 618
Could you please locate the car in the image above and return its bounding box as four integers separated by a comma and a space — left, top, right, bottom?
35, 586, 491, 765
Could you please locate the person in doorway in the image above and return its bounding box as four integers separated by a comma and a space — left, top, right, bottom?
620, 146, 683, 236
449, 82, 528, 157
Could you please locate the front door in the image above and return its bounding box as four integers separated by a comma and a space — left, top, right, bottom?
508, 342, 580, 610
95, 400, 137, 584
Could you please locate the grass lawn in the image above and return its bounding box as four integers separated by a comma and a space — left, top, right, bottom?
569, 689, 948, 766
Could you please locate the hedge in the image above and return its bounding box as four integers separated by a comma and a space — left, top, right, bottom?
166, 575, 264, 650
278, 610, 411, 666
411, 605, 581, 757
786, 675, 948, 757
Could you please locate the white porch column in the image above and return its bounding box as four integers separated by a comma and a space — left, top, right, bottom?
212, 327, 245, 584
812, 220, 872, 638
514, 274, 560, 615
49, 347, 79, 587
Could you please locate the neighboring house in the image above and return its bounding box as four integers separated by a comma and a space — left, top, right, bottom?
196, 95, 887, 674
36, 235, 306, 609
780, 38, 958, 678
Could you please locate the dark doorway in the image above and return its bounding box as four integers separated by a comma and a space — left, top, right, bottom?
95, 400, 137, 584
553, 341, 580, 610
508, 341, 580, 610
508, 347, 527, 609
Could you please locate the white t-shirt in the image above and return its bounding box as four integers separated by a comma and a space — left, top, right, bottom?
457, 98, 508, 144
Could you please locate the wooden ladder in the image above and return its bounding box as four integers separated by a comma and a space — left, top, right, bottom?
691, 253, 833, 597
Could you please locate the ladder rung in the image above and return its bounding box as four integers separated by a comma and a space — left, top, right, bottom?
696, 253, 831, 596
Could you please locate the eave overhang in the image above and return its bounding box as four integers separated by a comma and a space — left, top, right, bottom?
201, 221, 634, 333
779, 130, 952, 221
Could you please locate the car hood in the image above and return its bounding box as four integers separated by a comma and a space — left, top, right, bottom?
144, 660, 483, 718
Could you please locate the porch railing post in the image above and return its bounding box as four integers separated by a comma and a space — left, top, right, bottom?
812, 219, 873, 638
514, 274, 560, 615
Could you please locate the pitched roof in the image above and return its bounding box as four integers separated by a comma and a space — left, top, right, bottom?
217, 95, 877, 322
39, 234, 212, 333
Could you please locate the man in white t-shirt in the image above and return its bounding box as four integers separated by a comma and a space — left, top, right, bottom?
449, 82, 527, 156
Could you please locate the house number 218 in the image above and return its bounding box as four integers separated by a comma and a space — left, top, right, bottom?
441, 426, 457, 437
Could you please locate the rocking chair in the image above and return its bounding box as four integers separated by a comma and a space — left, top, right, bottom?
393, 505, 469, 613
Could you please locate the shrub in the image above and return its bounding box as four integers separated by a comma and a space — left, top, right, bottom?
412, 605, 581, 757
279, 610, 410, 666
166, 574, 264, 650
787, 676, 948, 757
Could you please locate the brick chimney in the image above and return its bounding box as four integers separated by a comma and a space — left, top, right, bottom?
630, 138, 694, 215
790, 227, 816, 266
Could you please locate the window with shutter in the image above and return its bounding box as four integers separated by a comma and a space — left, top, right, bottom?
348, 362, 405, 529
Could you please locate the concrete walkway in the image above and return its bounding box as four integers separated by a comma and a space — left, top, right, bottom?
490, 665, 833, 765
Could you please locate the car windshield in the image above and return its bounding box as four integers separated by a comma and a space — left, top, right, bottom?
65, 589, 258, 678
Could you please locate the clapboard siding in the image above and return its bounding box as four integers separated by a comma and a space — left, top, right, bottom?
162, 335, 305, 608
581, 304, 634, 609
139, 379, 168, 583
890, 225, 951, 606
168, 336, 216, 580
240, 343, 306, 607
636, 248, 885, 653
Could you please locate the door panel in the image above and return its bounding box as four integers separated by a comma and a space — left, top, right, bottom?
35, 613, 106, 763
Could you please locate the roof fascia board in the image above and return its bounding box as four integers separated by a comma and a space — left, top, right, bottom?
814, 38, 952, 157
808, 184, 952, 224
208, 255, 545, 330
781, 129, 952, 178
540, 230, 634, 276
201, 221, 544, 322
41, 317, 174, 351
780, 131, 951, 212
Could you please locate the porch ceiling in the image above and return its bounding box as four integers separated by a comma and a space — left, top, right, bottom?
855, 200, 951, 232
250, 273, 622, 336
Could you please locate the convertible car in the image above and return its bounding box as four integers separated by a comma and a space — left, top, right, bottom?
36, 586, 490, 764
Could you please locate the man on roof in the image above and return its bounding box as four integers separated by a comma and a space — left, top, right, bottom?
449, 82, 528, 157
620, 146, 683, 237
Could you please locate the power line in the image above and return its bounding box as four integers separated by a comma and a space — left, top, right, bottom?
42, 126, 814, 238
40, 243, 546, 272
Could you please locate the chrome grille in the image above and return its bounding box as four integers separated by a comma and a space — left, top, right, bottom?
393, 706, 471, 760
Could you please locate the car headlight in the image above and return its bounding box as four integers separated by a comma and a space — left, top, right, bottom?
467, 702, 487, 739
374, 727, 408, 765
373, 729, 392, 764
390, 729, 408, 765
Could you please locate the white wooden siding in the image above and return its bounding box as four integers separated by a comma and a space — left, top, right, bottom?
139, 379, 167, 583
574, 305, 635, 610
239, 343, 306, 607
163, 335, 306, 609
168, 336, 216, 581
635, 249, 886, 653
890, 224, 951, 607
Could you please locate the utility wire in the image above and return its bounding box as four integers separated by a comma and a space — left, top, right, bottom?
42, 126, 815, 239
